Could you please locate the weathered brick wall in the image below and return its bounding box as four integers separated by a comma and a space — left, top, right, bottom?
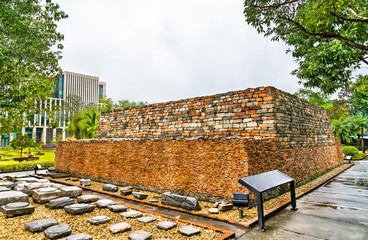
55, 138, 342, 199
96, 87, 334, 148
55, 86, 343, 199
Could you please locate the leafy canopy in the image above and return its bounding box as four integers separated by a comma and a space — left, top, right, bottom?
0, 0, 67, 133
244, 0, 368, 94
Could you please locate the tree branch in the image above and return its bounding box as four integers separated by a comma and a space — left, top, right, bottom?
331, 12, 368, 23
348, 7, 368, 21
248, 0, 301, 10
279, 15, 368, 51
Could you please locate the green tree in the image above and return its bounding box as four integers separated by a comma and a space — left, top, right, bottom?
244, 0, 368, 94
114, 99, 148, 109
294, 89, 332, 108
353, 115, 368, 153
0, 0, 68, 133
331, 116, 358, 144
79, 108, 101, 138
9, 134, 32, 157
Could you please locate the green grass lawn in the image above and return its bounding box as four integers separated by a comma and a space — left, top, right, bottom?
0, 148, 55, 171
352, 151, 367, 160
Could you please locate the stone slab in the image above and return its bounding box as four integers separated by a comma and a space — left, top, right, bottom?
0, 190, 29, 206
108, 204, 127, 212
46, 197, 75, 209
87, 215, 111, 225
64, 204, 95, 215
178, 226, 201, 236
62, 233, 93, 240
60, 186, 83, 198
128, 230, 152, 240
161, 192, 201, 211
0, 187, 11, 192
15, 177, 38, 183
44, 224, 72, 239
0, 202, 35, 217
0, 182, 13, 188
121, 210, 143, 218
132, 191, 148, 200
156, 221, 177, 230
24, 218, 59, 233
80, 179, 91, 187
109, 222, 131, 234
32, 187, 62, 204
120, 186, 133, 196
102, 184, 118, 192
96, 199, 116, 208
137, 216, 156, 223
77, 195, 99, 203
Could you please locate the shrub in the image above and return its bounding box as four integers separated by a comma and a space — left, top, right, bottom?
342, 146, 359, 157
0, 161, 54, 172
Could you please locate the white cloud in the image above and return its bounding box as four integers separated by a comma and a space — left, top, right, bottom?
55, 0, 300, 103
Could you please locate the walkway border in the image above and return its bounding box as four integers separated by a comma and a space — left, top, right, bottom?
33, 163, 353, 232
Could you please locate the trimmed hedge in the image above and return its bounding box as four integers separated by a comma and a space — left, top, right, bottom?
0, 161, 54, 172
342, 146, 359, 157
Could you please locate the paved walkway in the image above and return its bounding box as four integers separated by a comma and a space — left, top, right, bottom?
238, 160, 368, 240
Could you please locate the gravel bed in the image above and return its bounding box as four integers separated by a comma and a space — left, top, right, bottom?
50, 164, 349, 223
0, 198, 222, 239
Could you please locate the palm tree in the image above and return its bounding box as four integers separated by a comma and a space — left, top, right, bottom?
79, 108, 101, 138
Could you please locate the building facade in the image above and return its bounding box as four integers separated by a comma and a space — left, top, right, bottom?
0, 71, 106, 147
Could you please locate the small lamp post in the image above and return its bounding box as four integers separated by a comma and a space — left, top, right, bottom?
34, 164, 42, 174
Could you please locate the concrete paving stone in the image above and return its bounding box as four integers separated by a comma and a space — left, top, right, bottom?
0, 202, 35, 217
0, 182, 13, 188
156, 221, 177, 230
76, 195, 99, 203
132, 191, 148, 200
95, 199, 116, 208
64, 204, 95, 215
137, 216, 156, 223
121, 210, 143, 218
24, 218, 59, 233
177, 226, 201, 236
87, 215, 111, 225
109, 222, 131, 234
62, 233, 93, 240
44, 224, 72, 239
0, 186, 11, 192
0, 190, 29, 206
108, 204, 127, 212
60, 186, 83, 198
102, 184, 118, 192
46, 197, 74, 209
128, 230, 153, 240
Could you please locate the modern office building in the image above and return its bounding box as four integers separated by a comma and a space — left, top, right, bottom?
0, 71, 106, 147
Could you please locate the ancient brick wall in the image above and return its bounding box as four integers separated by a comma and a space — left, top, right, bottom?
55, 138, 342, 199
55, 86, 343, 199
96, 87, 334, 148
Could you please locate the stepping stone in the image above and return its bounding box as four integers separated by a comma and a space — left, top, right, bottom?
62, 233, 93, 240
0, 190, 29, 206
44, 224, 72, 239
128, 230, 152, 240
95, 199, 116, 208
0, 202, 35, 217
178, 226, 201, 236
80, 179, 91, 187
109, 222, 131, 234
148, 199, 159, 203
49, 173, 70, 179
137, 216, 156, 223
87, 215, 111, 225
161, 192, 201, 211
132, 191, 148, 200
0, 187, 10, 192
218, 202, 233, 212
15, 177, 38, 183
0, 182, 13, 188
23, 183, 53, 196
9, 181, 26, 190
24, 218, 59, 233
208, 208, 219, 214
108, 204, 127, 212
51, 183, 66, 189
46, 197, 74, 209
121, 210, 143, 218
48, 167, 56, 172
103, 184, 118, 192
77, 195, 99, 203
64, 204, 95, 215
120, 186, 133, 196
37, 179, 50, 183
60, 186, 83, 198
156, 221, 177, 230
32, 187, 62, 203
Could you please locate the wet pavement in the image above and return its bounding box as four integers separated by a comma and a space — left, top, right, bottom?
238, 160, 368, 240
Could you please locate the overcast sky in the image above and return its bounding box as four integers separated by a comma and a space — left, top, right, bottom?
54, 0, 301, 104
